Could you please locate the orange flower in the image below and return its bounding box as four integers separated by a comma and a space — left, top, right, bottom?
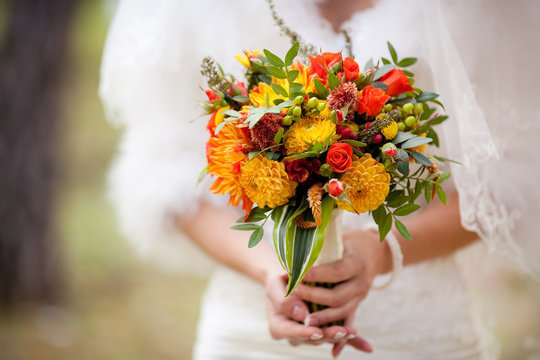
207, 121, 253, 214
357, 86, 390, 117
308, 52, 342, 84
380, 69, 414, 97
343, 57, 360, 82
326, 143, 353, 173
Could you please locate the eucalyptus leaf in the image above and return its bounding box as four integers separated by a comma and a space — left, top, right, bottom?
416, 91, 439, 103
397, 160, 410, 176
371, 81, 388, 91
410, 151, 433, 166
392, 131, 416, 144
221, 109, 242, 118
374, 64, 395, 80
401, 136, 433, 149
364, 58, 374, 71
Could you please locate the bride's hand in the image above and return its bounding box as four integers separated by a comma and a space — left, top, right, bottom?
265, 271, 361, 347
296, 228, 391, 355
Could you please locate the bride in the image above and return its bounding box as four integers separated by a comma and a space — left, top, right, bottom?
100, 0, 540, 358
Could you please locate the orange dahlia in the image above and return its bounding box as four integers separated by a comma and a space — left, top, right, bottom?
336, 154, 391, 213
239, 155, 297, 208
207, 121, 253, 214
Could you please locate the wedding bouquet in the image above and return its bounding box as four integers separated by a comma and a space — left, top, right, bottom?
199, 41, 451, 296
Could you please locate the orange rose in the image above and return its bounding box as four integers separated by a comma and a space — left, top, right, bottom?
343, 57, 360, 82
308, 52, 342, 84
357, 86, 390, 117
326, 143, 353, 173
379, 68, 414, 97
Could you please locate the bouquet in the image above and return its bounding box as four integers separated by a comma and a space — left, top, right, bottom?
199, 41, 451, 298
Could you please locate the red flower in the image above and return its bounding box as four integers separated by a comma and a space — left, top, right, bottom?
357, 86, 390, 117
343, 57, 360, 82
228, 82, 248, 97
205, 89, 221, 102
285, 158, 321, 183
309, 52, 342, 84
206, 111, 217, 135
326, 143, 353, 173
328, 179, 344, 197
379, 69, 414, 97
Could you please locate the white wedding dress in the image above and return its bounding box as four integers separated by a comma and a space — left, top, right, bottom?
100, 0, 540, 359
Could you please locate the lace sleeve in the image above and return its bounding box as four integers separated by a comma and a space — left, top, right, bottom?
424, 0, 540, 277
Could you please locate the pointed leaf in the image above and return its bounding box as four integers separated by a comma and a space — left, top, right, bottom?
287, 69, 299, 82
248, 227, 264, 248
327, 72, 340, 90
271, 83, 289, 97
392, 131, 416, 144
264, 49, 285, 68
410, 151, 432, 166
274, 127, 285, 144
267, 66, 287, 79
387, 41, 398, 64
401, 136, 433, 149
393, 203, 421, 216
395, 220, 412, 240
397, 161, 410, 176
374, 64, 395, 80
231, 223, 262, 231
314, 78, 330, 99
397, 57, 417, 67
285, 42, 300, 66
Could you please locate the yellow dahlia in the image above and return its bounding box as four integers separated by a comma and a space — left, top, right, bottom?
239, 155, 297, 208
285, 114, 338, 155
249, 63, 316, 107
207, 121, 253, 213
336, 154, 391, 213
381, 120, 398, 140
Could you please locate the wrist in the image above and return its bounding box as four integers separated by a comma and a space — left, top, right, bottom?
363, 228, 393, 276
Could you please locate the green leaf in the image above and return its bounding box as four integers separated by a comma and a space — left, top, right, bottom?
397, 57, 417, 67
264, 49, 285, 68
287, 69, 299, 82
271, 83, 289, 97
395, 220, 412, 240
387, 41, 398, 64
437, 172, 451, 183
424, 182, 432, 204
289, 82, 304, 93
431, 155, 462, 165
436, 184, 447, 204
341, 139, 367, 148
394, 149, 409, 162
274, 127, 285, 144
221, 109, 242, 118
248, 227, 264, 248
374, 64, 395, 80
267, 66, 287, 79
397, 161, 410, 176
285, 42, 300, 66
401, 136, 433, 149
387, 194, 408, 208
393, 203, 421, 216
381, 57, 392, 65
232, 95, 250, 103
378, 212, 393, 242
231, 223, 262, 231
427, 128, 440, 147
372, 204, 386, 226
273, 98, 285, 106
392, 131, 416, 144
402, 70, 415, 77
416, 91, 439, 103
410, 151, 432, 166
314, 79, 330, 99
276, 100, 294, 109
264, 152, 281, 160
364, 58, 374, 71
327, 72, 340, 90
431, 115, 449, 126
371, 81, 388, 91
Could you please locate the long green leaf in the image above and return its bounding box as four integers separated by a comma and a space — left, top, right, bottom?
284, 197, 335, 295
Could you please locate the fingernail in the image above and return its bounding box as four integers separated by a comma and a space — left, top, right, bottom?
334, 331, 346, 340
292, 305, 303, 319
310, 333, 323, 340
304, 316, 319, 327
346, 334, 357, 339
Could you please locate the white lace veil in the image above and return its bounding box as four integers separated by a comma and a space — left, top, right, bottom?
100, 0, 540, 276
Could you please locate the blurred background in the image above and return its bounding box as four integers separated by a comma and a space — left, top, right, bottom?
0, 1, 538, 359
